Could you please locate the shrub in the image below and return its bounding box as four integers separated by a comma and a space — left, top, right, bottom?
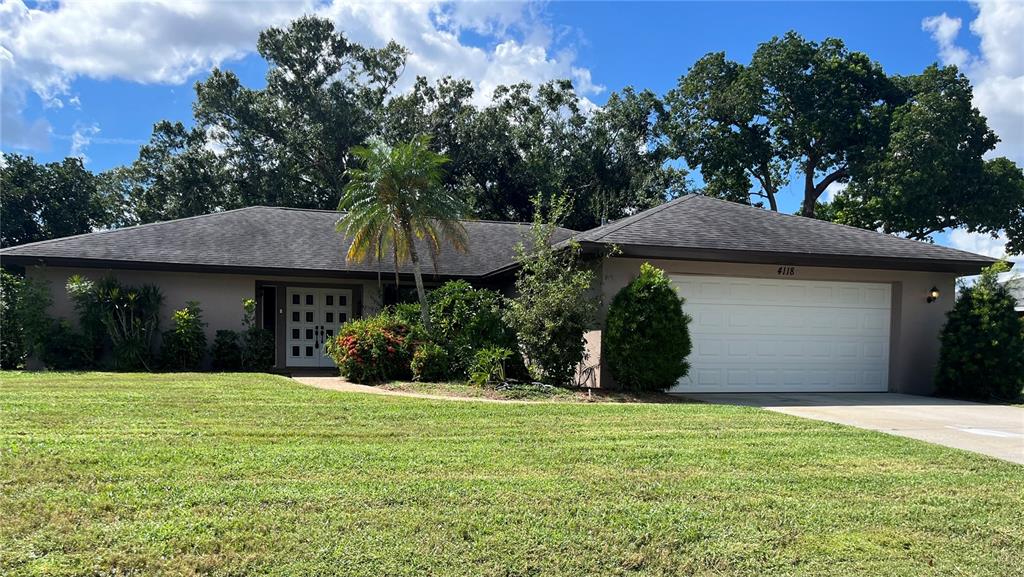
468, 346, 512, 387
66, 275, 163, 370
936, 263, 1024, 401
325, 311, 416, 383
240, 298, 274, 372
411, 341, 449, 382
38, 320, 93, 370
1, 270, 25, 368
161, 301, 208, 370
211, 330, 243, 371
427, 280, 518, 377
604, 263, 693, 391
504, 214, 598, 387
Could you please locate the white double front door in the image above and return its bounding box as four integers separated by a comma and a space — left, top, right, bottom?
286, 287, 353, 368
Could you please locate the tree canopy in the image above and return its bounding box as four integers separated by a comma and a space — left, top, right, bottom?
663, 32, 1024, 250
3, 20, 1022, 256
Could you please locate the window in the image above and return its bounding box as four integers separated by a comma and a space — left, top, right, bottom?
339, 295, 348, 306
326, 312, 333, 323
305, 312, 313, 322
326, 329, 333, 338
305, 329, 313, 340
305, 294, 314, 305
305, 346, 313, 357
292, 294, 300, 305
326, 295, 333, 306
292, 329, 299, 339
292, 346, 299, 357
340, 313, 347, 323
292, 311, 299, 322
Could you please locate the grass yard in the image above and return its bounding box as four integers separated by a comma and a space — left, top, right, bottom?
1, 372, 1022, 577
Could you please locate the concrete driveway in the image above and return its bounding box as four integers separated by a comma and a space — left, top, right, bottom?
684, 393, 1024, 464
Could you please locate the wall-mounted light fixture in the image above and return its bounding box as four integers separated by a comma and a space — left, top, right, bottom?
927, 286, 940, 303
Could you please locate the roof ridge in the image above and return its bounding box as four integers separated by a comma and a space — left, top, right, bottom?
0, 205, 261, 254
583, 194, 695, 242
269, 206, 576, 229
692, 195, 993, 260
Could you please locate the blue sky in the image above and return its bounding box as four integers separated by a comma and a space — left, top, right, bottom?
1, 1, 1019, 257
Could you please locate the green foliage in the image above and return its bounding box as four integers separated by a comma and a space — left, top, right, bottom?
605, 263, 693, 391
66, 276, 163, 371
211, 330, 243, 371
338, 135, 469, 328
468, 346, 512, 388
663, 32, 1024, 251
504, 203, 598, 386
0, 270, 26, 368
425, 280, 518, 377
410, 342, 449, 383
10, 274, 91, 369
0, 154, 116, 248
36, 320, 93, 370
112, 121, 227, 224
240, 299, 274, 372
161, 301, 208, 371
936, 264, 1024, 401
324, 311, 416, 383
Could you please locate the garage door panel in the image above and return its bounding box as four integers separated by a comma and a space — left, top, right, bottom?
686, 304, 888, 337
670, 275, 891, 393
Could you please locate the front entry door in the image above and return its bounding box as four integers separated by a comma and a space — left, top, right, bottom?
286, 287, 353, 368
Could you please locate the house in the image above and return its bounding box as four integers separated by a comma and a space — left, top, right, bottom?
997, 269, 1024, 316
0, 195, 997, 394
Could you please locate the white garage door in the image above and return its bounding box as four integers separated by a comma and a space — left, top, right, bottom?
670, 275, 891, 393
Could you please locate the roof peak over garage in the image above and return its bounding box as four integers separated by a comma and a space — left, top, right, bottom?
573, 194, 998, 274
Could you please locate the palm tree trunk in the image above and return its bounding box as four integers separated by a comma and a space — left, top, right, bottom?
404, 226, 432, 330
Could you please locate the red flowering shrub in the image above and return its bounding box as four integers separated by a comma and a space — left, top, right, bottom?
324, 312, 418, 383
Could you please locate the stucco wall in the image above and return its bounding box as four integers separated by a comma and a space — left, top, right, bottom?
26, 266, 385, 368
588, 257, 958, 394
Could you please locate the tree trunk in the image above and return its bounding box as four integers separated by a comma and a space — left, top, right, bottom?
802, 166, 817, 218
405, 228, 432, 331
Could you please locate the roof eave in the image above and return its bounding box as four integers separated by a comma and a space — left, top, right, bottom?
578, 242, 997, 275
0, 254, 486, 282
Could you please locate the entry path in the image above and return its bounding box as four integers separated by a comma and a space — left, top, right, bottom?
684, 392, 1024, 464
291, 374, 526, 404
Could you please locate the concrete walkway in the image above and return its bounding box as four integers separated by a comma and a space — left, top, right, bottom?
291, 375, 526, 404
684, 392, 1024, 464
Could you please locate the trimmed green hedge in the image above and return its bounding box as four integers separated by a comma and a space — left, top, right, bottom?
936, 264, 1024, 401
604, 263, 692, 391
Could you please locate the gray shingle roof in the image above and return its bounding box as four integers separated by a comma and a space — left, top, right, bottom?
573, 194, 998, 270
1, 196, 998, 276
0, 206, 575, 278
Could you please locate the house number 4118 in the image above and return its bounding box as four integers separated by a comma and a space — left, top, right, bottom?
777, 266, 796, 276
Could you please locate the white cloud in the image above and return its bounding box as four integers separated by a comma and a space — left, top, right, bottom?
922, 13, 971, 68
946, 229, 1022, 263
68, 122, 99, 163
923, 1, 1024, 166
823, 181, 848, 203
0, 0, 599, 151
924, 1, 1024, 262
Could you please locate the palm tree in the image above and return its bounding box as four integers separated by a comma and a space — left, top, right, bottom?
337, 135, 469, 329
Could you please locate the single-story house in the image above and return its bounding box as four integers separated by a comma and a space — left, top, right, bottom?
0, 194, 998, 394
996, 269, 1023, 317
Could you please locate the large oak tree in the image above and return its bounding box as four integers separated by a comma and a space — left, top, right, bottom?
664, 32, 1024, 253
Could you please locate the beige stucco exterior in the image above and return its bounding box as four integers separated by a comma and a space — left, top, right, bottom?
26, 266, 386, 369
587, 257, 959, 395
28, 257, 959, 394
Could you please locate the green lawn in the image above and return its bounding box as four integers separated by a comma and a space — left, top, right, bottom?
1, 372, 1022, 577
